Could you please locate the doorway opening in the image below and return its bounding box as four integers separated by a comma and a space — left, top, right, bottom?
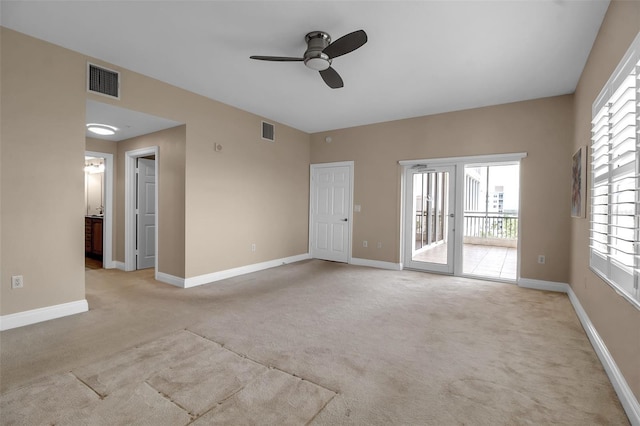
125, 147, 159, 271
84, 151, 114, 270
85, 99, 182, 276
136, 156, 156, 270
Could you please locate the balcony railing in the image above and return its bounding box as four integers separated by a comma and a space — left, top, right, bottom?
413, 211, 518, 249
463, 212, 518, 239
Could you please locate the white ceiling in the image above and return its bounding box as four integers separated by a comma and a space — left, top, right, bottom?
2, 1, 610, 134
86, 100, 182, 142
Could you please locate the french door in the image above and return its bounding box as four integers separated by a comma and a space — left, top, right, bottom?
404, 165, 456, 273
401, 153, 525, 280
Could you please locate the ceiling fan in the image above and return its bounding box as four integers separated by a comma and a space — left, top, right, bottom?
250, 30, 368, 89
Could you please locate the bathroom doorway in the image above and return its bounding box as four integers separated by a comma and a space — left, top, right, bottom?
84, 151, 114, 269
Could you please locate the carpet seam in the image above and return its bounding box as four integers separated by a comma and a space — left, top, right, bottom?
268, 365, 340, 395
186, 328, 341, 395
144, 379, 195, 420
70, 371, 105, 400
182, 328, 224, 349
184, 381, 250, 424
305, 391, 338, 426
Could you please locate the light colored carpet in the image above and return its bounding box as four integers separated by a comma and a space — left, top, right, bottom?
0, 260, 629, 425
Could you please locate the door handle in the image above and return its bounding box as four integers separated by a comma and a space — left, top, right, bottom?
341, 218, 348, 222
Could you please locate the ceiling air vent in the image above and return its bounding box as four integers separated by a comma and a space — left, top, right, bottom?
261, 121, 275, 142
87, 63, 120, 99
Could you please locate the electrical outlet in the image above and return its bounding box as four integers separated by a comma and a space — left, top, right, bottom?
11, 275, 24, 289
363, 240, 368, 248
377, 242, 382, 249
537, 255, 545, 264
251, 243, 256, 252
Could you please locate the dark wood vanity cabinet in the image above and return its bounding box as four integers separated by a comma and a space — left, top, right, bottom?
85, 216, 103, 259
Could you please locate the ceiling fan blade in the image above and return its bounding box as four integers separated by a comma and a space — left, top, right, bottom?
319, 67, 344, 89
250, 56, 304, 62
322, 30, 367, 59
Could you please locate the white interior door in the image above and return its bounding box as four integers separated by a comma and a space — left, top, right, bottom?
137, 158, 156, 270
310, 164, 352, 263
404, 165, 456, 274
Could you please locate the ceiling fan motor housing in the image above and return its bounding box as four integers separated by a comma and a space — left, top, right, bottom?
304, 31, 332, 71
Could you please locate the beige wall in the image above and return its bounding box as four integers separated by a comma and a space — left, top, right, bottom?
1, 28, 310, 316
89, 52, 311, 279
115, 126, 186, 278
185, 115, 311, 277
86, 137, 118, 157
1, 28, 87, 315
310, 95, 574, 283
570, 0, 640, 401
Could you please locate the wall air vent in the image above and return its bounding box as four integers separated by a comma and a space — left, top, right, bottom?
87, 63, 120, 99
261, 121, 275, 142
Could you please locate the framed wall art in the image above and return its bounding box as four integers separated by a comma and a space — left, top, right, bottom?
571, 146, 586, 218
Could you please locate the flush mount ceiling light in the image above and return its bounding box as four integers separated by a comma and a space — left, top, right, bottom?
86, 123, 117, 136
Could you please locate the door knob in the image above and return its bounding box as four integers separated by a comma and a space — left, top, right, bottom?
341, 218, 348, 222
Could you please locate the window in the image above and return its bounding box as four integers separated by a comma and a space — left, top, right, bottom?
590, 32, 640, 309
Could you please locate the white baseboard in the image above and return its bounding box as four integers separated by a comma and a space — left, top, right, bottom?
518, 278, 570, 293
566, 287, 640, 425
350, 258, 403, 271
518, 277, 638, 423
183, 253, 311, 288
156, 271, 185, 288
114, 261, 126, 271
0, 299, 89, 331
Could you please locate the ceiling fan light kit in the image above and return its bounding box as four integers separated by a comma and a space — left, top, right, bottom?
250, 29, 368, 89
303, 31, 332, 71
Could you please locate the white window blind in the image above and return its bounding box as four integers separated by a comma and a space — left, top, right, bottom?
590, 32, 640, 309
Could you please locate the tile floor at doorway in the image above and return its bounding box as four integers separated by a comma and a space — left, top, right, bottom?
412, 243, 517, 280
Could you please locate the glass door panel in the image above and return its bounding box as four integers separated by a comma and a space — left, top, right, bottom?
462, 163, 519, 280
405, 165, 455, 273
